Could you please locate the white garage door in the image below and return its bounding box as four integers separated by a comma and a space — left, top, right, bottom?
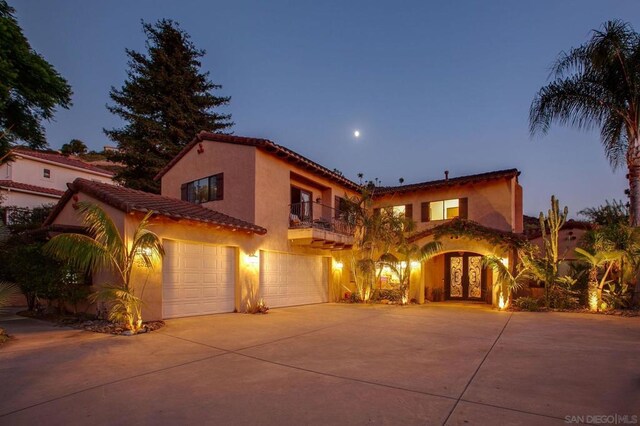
260, 252, 329, 308
162, 240, 236, 318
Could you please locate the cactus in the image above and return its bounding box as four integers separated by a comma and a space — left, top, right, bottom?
539, 195, 568, 307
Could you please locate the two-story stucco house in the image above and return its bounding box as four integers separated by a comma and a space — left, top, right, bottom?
0, 148, 115, 212
44, 132, 524, 320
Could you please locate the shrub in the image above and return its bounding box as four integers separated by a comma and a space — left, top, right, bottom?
246, 298, 269, 314
378, 289, 402, 302
601, 282, 633, 310
547, 285, 581, 310
431, 288, 443, 302
514, 296, 541, 311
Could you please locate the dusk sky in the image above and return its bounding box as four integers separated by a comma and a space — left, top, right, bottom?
12, 0, 640, 217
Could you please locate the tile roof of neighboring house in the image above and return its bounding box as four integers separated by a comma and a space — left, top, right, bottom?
0, 180, 65, 197
44, 178, 267, 235
525, 219, 592, 240
154, 132, 361, 191
8, 148, 115, 177
374, 169, 520, 196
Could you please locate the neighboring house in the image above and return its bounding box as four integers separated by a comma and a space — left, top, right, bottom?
45, 132, 525, 320
527, 219, 592, 272
0, 148, 115, 215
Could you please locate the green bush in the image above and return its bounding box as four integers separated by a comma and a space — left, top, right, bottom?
0, 234, 89, 312
601, 282, 633, 310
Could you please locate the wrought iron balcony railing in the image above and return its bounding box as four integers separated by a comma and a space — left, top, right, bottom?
289, 201, 354, 236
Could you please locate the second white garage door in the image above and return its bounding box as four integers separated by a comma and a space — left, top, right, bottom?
260, 252, 329, 308
162, 240, 236, 318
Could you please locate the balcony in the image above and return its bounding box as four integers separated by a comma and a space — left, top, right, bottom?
288, 202, 354, 250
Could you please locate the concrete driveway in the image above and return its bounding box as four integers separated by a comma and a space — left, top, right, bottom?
0, 303, 639, 425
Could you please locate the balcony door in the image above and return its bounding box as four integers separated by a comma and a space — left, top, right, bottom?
444, 253, 485, 300
291, 186, 312, 222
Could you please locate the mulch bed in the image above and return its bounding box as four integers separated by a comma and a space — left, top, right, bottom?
507, 306, 640, 317
17, 311, 165, 335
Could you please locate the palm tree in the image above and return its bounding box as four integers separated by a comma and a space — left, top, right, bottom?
379, 241, 442, 304
483, 255, 529, 309
575, 247, 623, 311
44, 202, 164, 331
530, 20, 640, 225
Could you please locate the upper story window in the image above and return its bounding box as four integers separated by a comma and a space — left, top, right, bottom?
181, 173, 223, 204
43, 168, 51, 179
422, 198, 467, 222
374, 204, 413, 220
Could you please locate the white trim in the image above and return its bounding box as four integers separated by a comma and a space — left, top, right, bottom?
13, 152, 114, 178
0, 185, 62, 199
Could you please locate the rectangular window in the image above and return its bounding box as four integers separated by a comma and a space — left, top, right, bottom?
428, 198, 460, 221
335, 196, 348, 219
182, 173, 223, 204
43, 168, 50, 179
392, 205, 405, 216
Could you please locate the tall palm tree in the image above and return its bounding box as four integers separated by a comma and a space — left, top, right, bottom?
530, 20, 640, 225
44, 202, 164, 331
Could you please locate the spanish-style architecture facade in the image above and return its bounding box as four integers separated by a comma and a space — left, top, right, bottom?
45, 132, 524, 320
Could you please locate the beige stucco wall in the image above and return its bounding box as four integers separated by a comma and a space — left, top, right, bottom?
159, 140, 359, 303
160, 142, 257, 224
0, 189, 59, 210
373, 177, 523, 233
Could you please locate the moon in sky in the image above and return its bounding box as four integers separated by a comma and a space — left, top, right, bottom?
354, 130, 360, 138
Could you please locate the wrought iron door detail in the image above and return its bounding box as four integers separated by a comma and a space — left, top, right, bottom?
445, 253, 485, 301
468, 256, 482, 298
450, 256, 463, 297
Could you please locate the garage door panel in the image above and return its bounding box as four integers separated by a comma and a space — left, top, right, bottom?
163, 240, 236, 318
260, 252, 328, 308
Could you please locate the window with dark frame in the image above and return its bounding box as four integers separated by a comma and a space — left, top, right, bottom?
181, 173, 224, 204
421, 198, 468, 222
43, 168, 50, 179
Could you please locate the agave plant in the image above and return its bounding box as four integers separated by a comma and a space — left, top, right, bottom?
44, 202, 164, 331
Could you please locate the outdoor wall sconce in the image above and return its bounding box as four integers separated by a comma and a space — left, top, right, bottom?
246, 252, 259, 266
334, 261, 344, 270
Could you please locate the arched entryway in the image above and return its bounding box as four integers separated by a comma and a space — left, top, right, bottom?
444, 252, 487, 301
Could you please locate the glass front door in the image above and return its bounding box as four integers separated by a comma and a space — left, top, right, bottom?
445, 253, 485, 300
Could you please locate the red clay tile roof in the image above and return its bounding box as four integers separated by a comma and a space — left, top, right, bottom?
10, 148, 115, 177
154, 132, 360, 191
525, 219, 592, 240
0, 180, 65, 197
44, 178, 267, 235
374, 169, 520, 196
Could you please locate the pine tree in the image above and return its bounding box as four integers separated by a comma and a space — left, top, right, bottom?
105, 19, 233, 193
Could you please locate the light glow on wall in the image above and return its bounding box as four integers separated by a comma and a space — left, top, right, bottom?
334, 261, 344, 270
245, 252, 260, 267
498, 292, 506, 310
